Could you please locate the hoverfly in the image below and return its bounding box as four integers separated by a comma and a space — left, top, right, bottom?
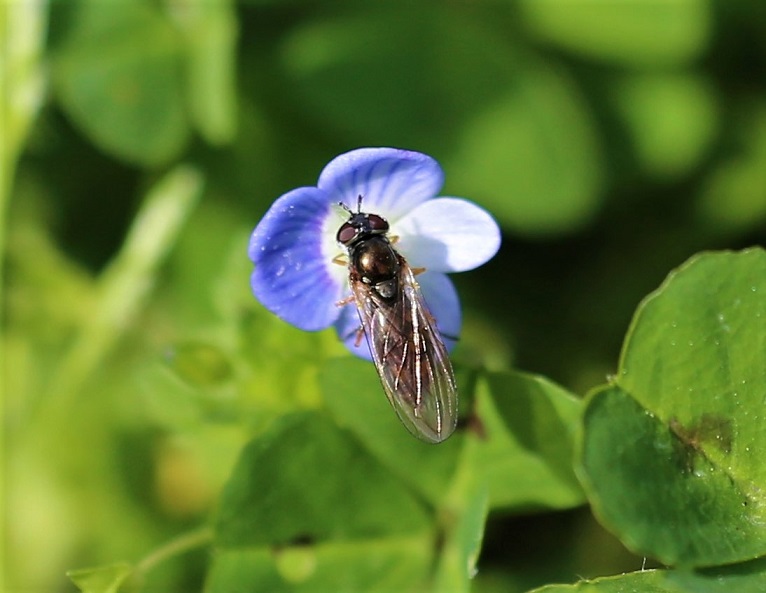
336, 195, 458, 443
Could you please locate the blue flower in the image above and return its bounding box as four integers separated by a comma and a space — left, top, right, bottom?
248, 147, 501, 360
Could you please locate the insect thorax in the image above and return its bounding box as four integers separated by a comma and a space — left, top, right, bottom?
351, 236, 400, 298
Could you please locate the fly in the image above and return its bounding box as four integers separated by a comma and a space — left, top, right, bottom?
336, 195, 458, 443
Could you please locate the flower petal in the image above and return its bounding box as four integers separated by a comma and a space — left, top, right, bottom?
317, 148, 444, 221
335, 303, 373, 361
416, 271, 461, 352
394, 198, 501, 273
249, 187, 343, 331
334, 271, 461, 359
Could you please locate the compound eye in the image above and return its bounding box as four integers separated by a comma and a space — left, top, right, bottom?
367, 214, 389, 232
337, 222, 357, 245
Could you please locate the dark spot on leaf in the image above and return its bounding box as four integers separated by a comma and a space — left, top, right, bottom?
669, 413, 734, 475
670, 413, 733, 455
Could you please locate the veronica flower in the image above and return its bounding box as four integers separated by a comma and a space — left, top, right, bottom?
248, 147, 501, 361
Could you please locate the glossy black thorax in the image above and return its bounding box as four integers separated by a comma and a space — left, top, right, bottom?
337, 210, 400, 300
351, 236, 400, 297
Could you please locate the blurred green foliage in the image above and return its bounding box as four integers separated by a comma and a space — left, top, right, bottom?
3, 1, 766, 592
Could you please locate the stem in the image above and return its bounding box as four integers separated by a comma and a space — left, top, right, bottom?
136, 526, 214, 576
43, 165, 203, 415
127, 526, 214, 592
1, 3, 48, 587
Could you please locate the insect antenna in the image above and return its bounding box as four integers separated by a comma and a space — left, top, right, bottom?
338, 194, 364, 214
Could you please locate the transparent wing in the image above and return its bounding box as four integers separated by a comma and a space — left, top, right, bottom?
350, 257, 458, 443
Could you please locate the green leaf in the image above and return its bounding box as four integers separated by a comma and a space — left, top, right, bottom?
278, 4, 603, 237
581, 387, 760, 568
474, 371, 585, 510
319, 357, 463, 506
530, 570, 661, 593
205, 535, 432, 593
531, 558, 766, 592
610, 73, 718, 180
53, 0, 189, 165
579, 248, 766, 566
446, 58, 604, 236
210, 412, 440, 591
433, 437, 489, 593
320, 361, 584, 512
696, 101, 766, 236
519, 0, 712, 67
278, 6, 510, 150
67, 563, 132, 593
320, 358, 489, 591
171, 0, 238, 145
664, 557, 766, 593
214, 412, 432, 547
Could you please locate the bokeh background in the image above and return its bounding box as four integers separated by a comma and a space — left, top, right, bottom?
4, 1, 765, 591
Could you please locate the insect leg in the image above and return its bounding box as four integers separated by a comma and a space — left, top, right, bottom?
354, 326, 365, 348
335, 294, 355, 307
